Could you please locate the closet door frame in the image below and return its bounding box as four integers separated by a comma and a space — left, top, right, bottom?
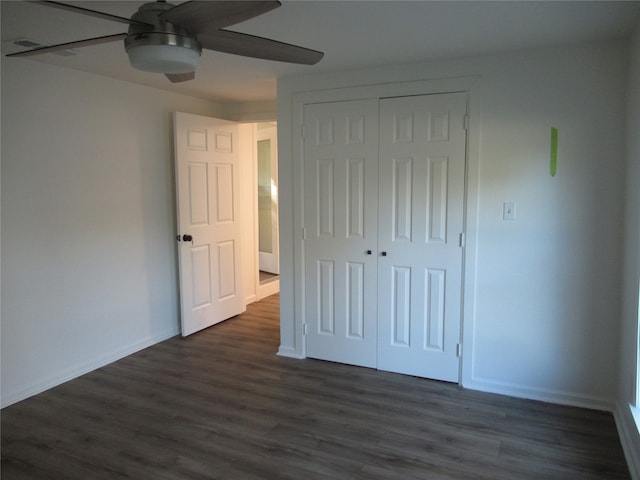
289, 76, 481, 387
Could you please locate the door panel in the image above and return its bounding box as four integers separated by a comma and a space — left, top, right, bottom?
302, 93, 467, 382
175, 112, 244, 336
304, 99, 379, 368
377, 93, 467, 382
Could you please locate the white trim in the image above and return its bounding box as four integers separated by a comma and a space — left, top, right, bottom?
614, 403, 640, 479
636, 286, 640, 407
258, 279, 280, 300
465, 377, 615, 412
459, 81, 482, 388
277, 345, 305, 359
1, 327, 179, 408
293, 76, 480, 106
290, 92, 307, 359
245, 293, 258, 305
239, 122, 259, 306
287, 76, 481, 373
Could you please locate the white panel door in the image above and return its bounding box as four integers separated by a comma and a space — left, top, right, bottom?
174, 112, 245, 336
304, 99, 379, 367
377, 93, 467, 381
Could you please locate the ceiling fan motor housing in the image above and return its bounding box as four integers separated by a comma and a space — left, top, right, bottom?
125, 1, 202, 74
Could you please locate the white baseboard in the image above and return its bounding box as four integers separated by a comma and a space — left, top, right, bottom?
245, 293, 258, 305
257, 279, 279, 300
614, 403, 640, 480
1, 327, 180, 408
277, 345, 305, 359
464, 377, 615, 412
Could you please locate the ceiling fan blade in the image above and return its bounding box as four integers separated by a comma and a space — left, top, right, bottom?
166, 72, 196, 83
30, 1, 152, 27
161, 1, 281, 33
199, 29, 324, 65
6, 33, 128, 58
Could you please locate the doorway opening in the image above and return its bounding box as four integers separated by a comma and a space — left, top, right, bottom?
256, 122, 280, 298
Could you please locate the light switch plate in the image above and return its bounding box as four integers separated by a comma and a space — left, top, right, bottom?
503, 201, 516, 220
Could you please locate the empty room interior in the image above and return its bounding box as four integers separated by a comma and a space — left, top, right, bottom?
2, 0, 640, 478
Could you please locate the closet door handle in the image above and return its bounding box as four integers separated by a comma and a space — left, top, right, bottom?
366, 250, 372, 255
381, 251, 387, 257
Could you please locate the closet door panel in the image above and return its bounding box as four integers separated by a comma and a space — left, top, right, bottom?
303, 99, 379, 368
377, 93, 467, 382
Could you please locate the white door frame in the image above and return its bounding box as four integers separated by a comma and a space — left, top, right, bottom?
238, 122, 281, 306
286, 76, 482, 386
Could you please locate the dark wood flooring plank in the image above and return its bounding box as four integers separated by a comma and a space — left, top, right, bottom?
1, 294, 631, 479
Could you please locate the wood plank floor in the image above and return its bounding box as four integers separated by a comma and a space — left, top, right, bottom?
2, 294, 630, 479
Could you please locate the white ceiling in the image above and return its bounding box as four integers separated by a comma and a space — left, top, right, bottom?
2, 0, 640, 103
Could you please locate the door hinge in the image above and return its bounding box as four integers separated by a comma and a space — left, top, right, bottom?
301, 125, 306, 139
463, 114, 469, 131
302, 227, 307, 240
459, 232, 465, 248
456, 343, 462, 357
303, 323, 308, 335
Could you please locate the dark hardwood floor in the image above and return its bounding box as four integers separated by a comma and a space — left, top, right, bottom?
2, 294, 630, 479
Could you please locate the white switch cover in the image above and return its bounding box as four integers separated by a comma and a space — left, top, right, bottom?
503, 201, 516, 220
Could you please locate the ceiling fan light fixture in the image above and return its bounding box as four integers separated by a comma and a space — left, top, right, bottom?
127, 44, 200, 74
125, 29, 202, 74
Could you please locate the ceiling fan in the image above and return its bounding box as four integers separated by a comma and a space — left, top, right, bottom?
6, 0, 324, 83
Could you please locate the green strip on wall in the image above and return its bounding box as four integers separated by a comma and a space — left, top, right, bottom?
550, 127, 558, 177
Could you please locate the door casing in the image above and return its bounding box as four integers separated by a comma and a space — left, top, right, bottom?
286, 76, 482, 387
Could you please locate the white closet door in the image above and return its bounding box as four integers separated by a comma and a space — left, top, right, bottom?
377, 93, 467, 382
303, 99, 380, 368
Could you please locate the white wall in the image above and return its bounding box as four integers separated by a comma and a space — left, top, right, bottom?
1, 59, 224, 407
239, 122, 259, 305
617, 19, 640, 479
221, 100, 277, 123
468, 42, 627, 407
278, 39, 628, 409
